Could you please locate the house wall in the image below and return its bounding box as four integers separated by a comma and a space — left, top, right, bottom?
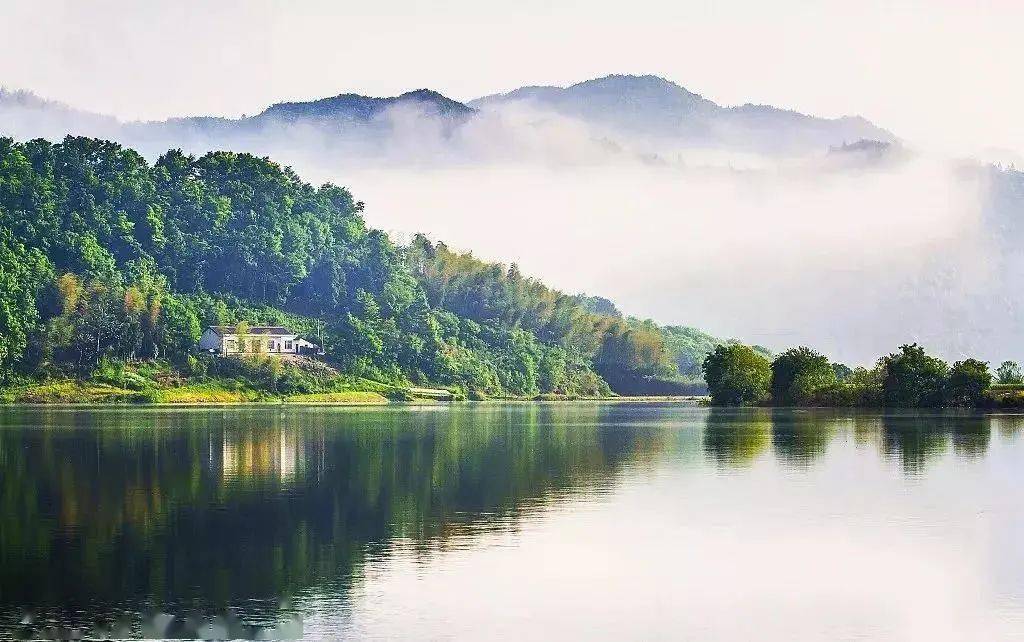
222, 334, 298, 354
198, 329, 306, 355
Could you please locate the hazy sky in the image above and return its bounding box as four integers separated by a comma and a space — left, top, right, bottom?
2, 0, 1022, 158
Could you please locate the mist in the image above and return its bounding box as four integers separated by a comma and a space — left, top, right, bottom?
1, 93, 1019, 366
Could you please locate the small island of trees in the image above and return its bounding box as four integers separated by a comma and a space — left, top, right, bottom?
703, 343, 1023, 409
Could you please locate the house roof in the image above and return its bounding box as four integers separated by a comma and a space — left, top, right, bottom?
209, 325, 296, 336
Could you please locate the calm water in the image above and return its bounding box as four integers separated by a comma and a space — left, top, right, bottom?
2, 404, 1024, 640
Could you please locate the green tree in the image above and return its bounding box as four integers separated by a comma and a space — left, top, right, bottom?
996, 361, 1022, 385
702, 344, 772, 406
881, 344, 949, 408
156, 296, 201, 364
831, 362, 853, 382
0, 231, 52, 378
770, 347, 837, 405
945, 359, 992, 407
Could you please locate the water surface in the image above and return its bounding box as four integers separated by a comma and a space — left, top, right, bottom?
2, 404, 1023, 640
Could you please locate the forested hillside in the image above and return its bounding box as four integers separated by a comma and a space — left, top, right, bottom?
0, 135, 724, 400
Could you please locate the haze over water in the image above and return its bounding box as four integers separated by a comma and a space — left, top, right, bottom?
2, 404, 1023, 640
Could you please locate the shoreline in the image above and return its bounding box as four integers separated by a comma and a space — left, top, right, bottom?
0, 395, 709, 408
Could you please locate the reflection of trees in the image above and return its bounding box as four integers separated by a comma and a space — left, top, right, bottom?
701, 409, 998, 474
879, 412, 990, 469
950, 415, 991, 459
0, 404, 661, 630
879, 413, 953, 473
702, 408, 772, 467
992, 414, 1024, 439
770, 410, 834, 466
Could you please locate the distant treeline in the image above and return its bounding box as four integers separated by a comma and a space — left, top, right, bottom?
0, 135, 740, 399
702, 343, 1024, 408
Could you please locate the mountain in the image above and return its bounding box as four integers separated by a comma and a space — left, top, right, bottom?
470, 74, 896, 154
2, 76, 895, 161
0, 88, 119, 142
0, 87, 478, 161
114, 88, 478, 160
255, 88, 475, 123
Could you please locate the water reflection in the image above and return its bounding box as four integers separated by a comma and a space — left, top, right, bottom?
0, 404, 1019, 638
698, 408, 1001, 473
702, 408, 771, 467
770, 410, 835, 466
0, 404, 665, 635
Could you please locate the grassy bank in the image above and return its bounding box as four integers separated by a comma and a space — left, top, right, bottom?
285, 391, 389, 404
0, 380, 402, 405
0, 357, 707, 406
0, 356, 430, 406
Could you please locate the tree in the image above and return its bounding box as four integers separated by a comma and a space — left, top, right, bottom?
235, 321, 252, 354
770, 347, 837, 405
156, 296, 201, 364
996, 361, 1022, 385
881, 344, 949, 407
831, 362, 853, 382
945, 359, 992, 407
702, 344, 772, 406
0, 231, 52, 378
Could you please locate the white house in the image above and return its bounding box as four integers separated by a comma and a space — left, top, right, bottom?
198, 325, 321, 356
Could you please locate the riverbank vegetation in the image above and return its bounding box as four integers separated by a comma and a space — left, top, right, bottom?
0, 135, 748, 403
703, 343, 1022, 408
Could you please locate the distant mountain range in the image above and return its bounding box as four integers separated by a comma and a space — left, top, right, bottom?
0, 75, 896, 161
471, 75, 895, 154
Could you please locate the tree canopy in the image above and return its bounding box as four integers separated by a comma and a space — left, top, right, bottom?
702, 344, 772, 406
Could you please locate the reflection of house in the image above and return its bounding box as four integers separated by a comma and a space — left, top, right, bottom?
220, 428, 304, 483
198, 326, 322, 355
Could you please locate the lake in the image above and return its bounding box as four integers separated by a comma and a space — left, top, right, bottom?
2, 403, 1023, 640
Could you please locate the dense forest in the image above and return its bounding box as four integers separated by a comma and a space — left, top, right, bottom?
0, 135, 727, 401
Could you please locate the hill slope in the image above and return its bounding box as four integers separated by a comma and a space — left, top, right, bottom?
0, 135, 742, 399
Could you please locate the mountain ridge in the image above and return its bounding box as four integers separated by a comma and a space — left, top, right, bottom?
1, 75, 894, 157
470, 74, 896, 153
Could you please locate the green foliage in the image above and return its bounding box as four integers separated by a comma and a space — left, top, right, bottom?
771, 347, 837, 406
405, 236, 616, 395
996, 360, 1022, 385
660, 325, 728, 379
0, 230, 52, 380
702, 344, 772, 406
881, 344, 949, 408
945, 359, 992, 407
831, 362, 853, 382
157, 295, 201, 364
659, 324, 771, 388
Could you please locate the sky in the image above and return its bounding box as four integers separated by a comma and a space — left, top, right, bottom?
1, 0, 1022, 159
